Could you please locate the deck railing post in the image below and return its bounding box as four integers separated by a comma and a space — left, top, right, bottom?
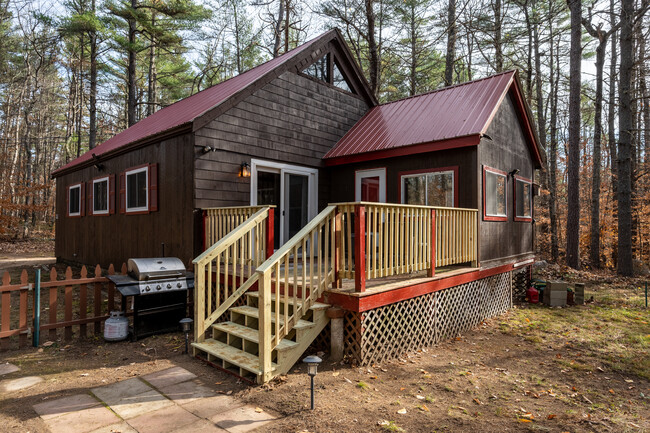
354, 204, 366, 292
333, 208, 342, 289
428, 209, 436, 277
258, 269, 273, 383
202, 210, 208, 251
194, 262, 205, 346
265, 208, 274, 259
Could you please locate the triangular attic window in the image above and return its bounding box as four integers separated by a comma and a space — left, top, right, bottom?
333, 60, 354, 93
303, 54, 329, 82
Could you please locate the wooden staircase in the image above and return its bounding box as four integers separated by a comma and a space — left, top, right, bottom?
193, 292, 330, 383
193, 206, 337, 384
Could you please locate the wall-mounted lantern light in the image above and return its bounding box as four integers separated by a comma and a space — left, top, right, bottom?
239, 162, 251, 178
302, 355, 322, 410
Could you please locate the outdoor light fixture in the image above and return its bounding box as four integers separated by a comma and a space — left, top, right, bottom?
509, 168, 520, 177
92, 153, 104, 171
302, 355, 322, 410
179, 318, 193, 354
202, 145, 214, 154
239, 162, 251, 178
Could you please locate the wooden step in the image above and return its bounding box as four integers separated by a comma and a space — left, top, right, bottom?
229, 306, 316, 330
246, 292, 330, 310
212, 321, 298, 351
192, 339, 277, 377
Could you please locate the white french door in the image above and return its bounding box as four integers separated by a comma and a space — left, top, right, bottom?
250, 159, 318, 248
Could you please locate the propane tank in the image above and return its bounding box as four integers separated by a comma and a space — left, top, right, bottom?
104, 311, 129, 341
526, 286, 539, 304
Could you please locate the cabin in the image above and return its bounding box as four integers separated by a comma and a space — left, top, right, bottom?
52, 29, 544, 384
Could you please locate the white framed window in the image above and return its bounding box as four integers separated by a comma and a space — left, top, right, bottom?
93, 176, 109, 215
514, 176, 532, 221
125, 166, 148, 213
483, 166, 507, 221
400, 168, 456, 207
355, 168, 386, 202
68, 184, 82, 217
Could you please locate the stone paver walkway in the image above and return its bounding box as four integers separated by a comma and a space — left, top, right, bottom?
32, 366, 276, 433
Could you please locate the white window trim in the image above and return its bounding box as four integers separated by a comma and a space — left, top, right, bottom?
515, 178, 532, 218
68, 183, 82, 217
485, 168, 507, 218
400, 170, 455, 207
125, 166, 149, 213
93, 176, 110, 215
355, 168, 386, 202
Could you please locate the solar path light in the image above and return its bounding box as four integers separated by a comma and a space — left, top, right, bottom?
302, 355, 322, 410
179, 318, 193, 354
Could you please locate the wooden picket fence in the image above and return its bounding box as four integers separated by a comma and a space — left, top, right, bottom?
0, 263, 129, 350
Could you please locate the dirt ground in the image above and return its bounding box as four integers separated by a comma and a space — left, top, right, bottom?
1, 242, 649, 432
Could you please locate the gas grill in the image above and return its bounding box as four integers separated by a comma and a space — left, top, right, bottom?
107, 257, 193, 341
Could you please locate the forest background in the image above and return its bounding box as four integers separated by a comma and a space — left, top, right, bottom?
0, 0, 648, 275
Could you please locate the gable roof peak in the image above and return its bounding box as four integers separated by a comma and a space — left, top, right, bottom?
51, 28, 373, 177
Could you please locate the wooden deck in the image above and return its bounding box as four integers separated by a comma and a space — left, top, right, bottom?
329, 265, 479, 297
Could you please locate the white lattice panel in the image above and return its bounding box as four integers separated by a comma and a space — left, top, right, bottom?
344, 271, 513, 365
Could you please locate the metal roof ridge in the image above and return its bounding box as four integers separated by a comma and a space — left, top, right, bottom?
376, 69, 517, 108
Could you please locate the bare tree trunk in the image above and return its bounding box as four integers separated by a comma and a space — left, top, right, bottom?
272, 0, 284, 57
582, 15, 612, 269
549, 5, 559, 262
493, 0, 503, 72
408, 1, 416, 96
608, 0, 618, 267
233, 1, 242, 74
617, 0, 634, 276
444, 0, 456, 86
147, 13, 157, 117
89, 0, 97, 149
566, 0, 582, 270
365, 0, 379, 95
127, 0, 137, 126
284, 0, 290, 53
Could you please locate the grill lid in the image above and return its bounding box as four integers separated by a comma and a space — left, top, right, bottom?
128, 257, 186, 281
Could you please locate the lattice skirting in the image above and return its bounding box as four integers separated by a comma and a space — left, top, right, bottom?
512, 265, 532, 302
343, 271, 513, 365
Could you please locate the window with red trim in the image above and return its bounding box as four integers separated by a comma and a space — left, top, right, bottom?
483, 166, 507, 221
120, 164, 158, 214
68, 184, 82, 217
400, 168, 456, 207
92, 176, 109, 215
514, 176, 532, 221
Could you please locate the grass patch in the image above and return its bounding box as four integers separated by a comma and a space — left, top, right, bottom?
357, 381, 369, 390
380, 421, 404, 432
508, 286, 650, 379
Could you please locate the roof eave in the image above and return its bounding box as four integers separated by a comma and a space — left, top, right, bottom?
51, 122, 192, 178
324, 135, 481, 166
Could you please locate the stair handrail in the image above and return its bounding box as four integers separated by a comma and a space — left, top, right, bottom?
193, 206, 272, 344
256, 205, 337, 382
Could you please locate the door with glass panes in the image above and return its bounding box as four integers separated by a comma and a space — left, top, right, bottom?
251, 160, 318, 249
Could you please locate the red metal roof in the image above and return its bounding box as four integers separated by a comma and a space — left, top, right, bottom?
53, 32, 329, 175
324, 70, 519, 162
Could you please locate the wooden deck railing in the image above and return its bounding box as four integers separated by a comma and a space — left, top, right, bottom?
193, 207, 273, 344
334, 202, 478, 291
203, 206, 268, 250
255, 205, 336, 382
434, 207, 478, 267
